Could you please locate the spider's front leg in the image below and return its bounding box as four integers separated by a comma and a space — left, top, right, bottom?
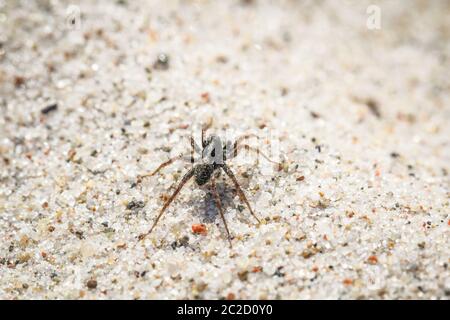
138, 153, 189, 183
138, 168, 195, 241
190, 136, 203, 162
139, 135, 200, 183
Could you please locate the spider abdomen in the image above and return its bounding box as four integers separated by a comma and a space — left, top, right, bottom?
194, 164, 216, 186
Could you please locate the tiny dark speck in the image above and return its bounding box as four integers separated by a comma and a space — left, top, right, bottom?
280, 87, 289, 96
41, 103, 58, 115
274, 266, 285, 277
310, 111, 320, 119
366, 99, 381, 118
75, 231, 84, 239
390, 152, 400, 158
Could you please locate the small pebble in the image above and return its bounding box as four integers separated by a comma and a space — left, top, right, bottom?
192, 224, 207, 235
86, 279, 97, 289
41, 103, 58, 115
367, 255, 378, 265
126, 199, 145, 210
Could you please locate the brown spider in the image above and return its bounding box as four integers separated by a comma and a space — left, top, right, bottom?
137, 127, 278, 247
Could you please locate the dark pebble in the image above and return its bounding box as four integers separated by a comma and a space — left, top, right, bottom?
14, 76, 26, 88
75, 231, 84, 239
171, 236, 190, 249
310, 111, 320, 119
274, 266, 285, 277
86, 279, 97, 289
41, 103, 58, 115
237, 270, 249, 281
366, 98, 381, 118
127, 199, 145, 210
153, 53, 170, 70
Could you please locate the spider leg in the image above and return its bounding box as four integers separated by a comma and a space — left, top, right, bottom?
201, 121, 213, 148
221, 164, 261, 224
190, 137, 195, 164
201, 128, 207, 148
234, 133, 259, 147
139, 153, 189, 181
138, 168, 195, 241
211, 177, 232, 248
232, 133, 260, 157
190, 136, 202, 158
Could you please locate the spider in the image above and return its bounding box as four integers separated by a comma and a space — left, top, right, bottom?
137, 126, 278, 247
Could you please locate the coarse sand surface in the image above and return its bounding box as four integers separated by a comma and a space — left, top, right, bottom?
0, 0, 449, 299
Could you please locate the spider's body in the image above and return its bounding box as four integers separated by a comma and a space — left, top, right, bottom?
193, 164, 216, 186
194, 134, 229, 185
138, 127, 277, 247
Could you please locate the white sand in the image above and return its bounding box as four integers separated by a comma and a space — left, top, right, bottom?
0, 0, 449, 299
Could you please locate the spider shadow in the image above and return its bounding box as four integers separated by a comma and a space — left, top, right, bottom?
185, 179, 249, 226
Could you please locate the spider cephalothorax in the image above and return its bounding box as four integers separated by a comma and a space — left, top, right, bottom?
138, 126, 278, 247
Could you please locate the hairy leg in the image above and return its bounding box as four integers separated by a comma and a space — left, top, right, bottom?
190, 136, 202, 155
139, 153, 190, 181
211, 177, 232, 248
138, 168, 195, 241
190, 137, 195, 164
201, 128, 207, 148
233, 133, 260, 154
201, 121, 213, 148
221, 164, 261, 224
